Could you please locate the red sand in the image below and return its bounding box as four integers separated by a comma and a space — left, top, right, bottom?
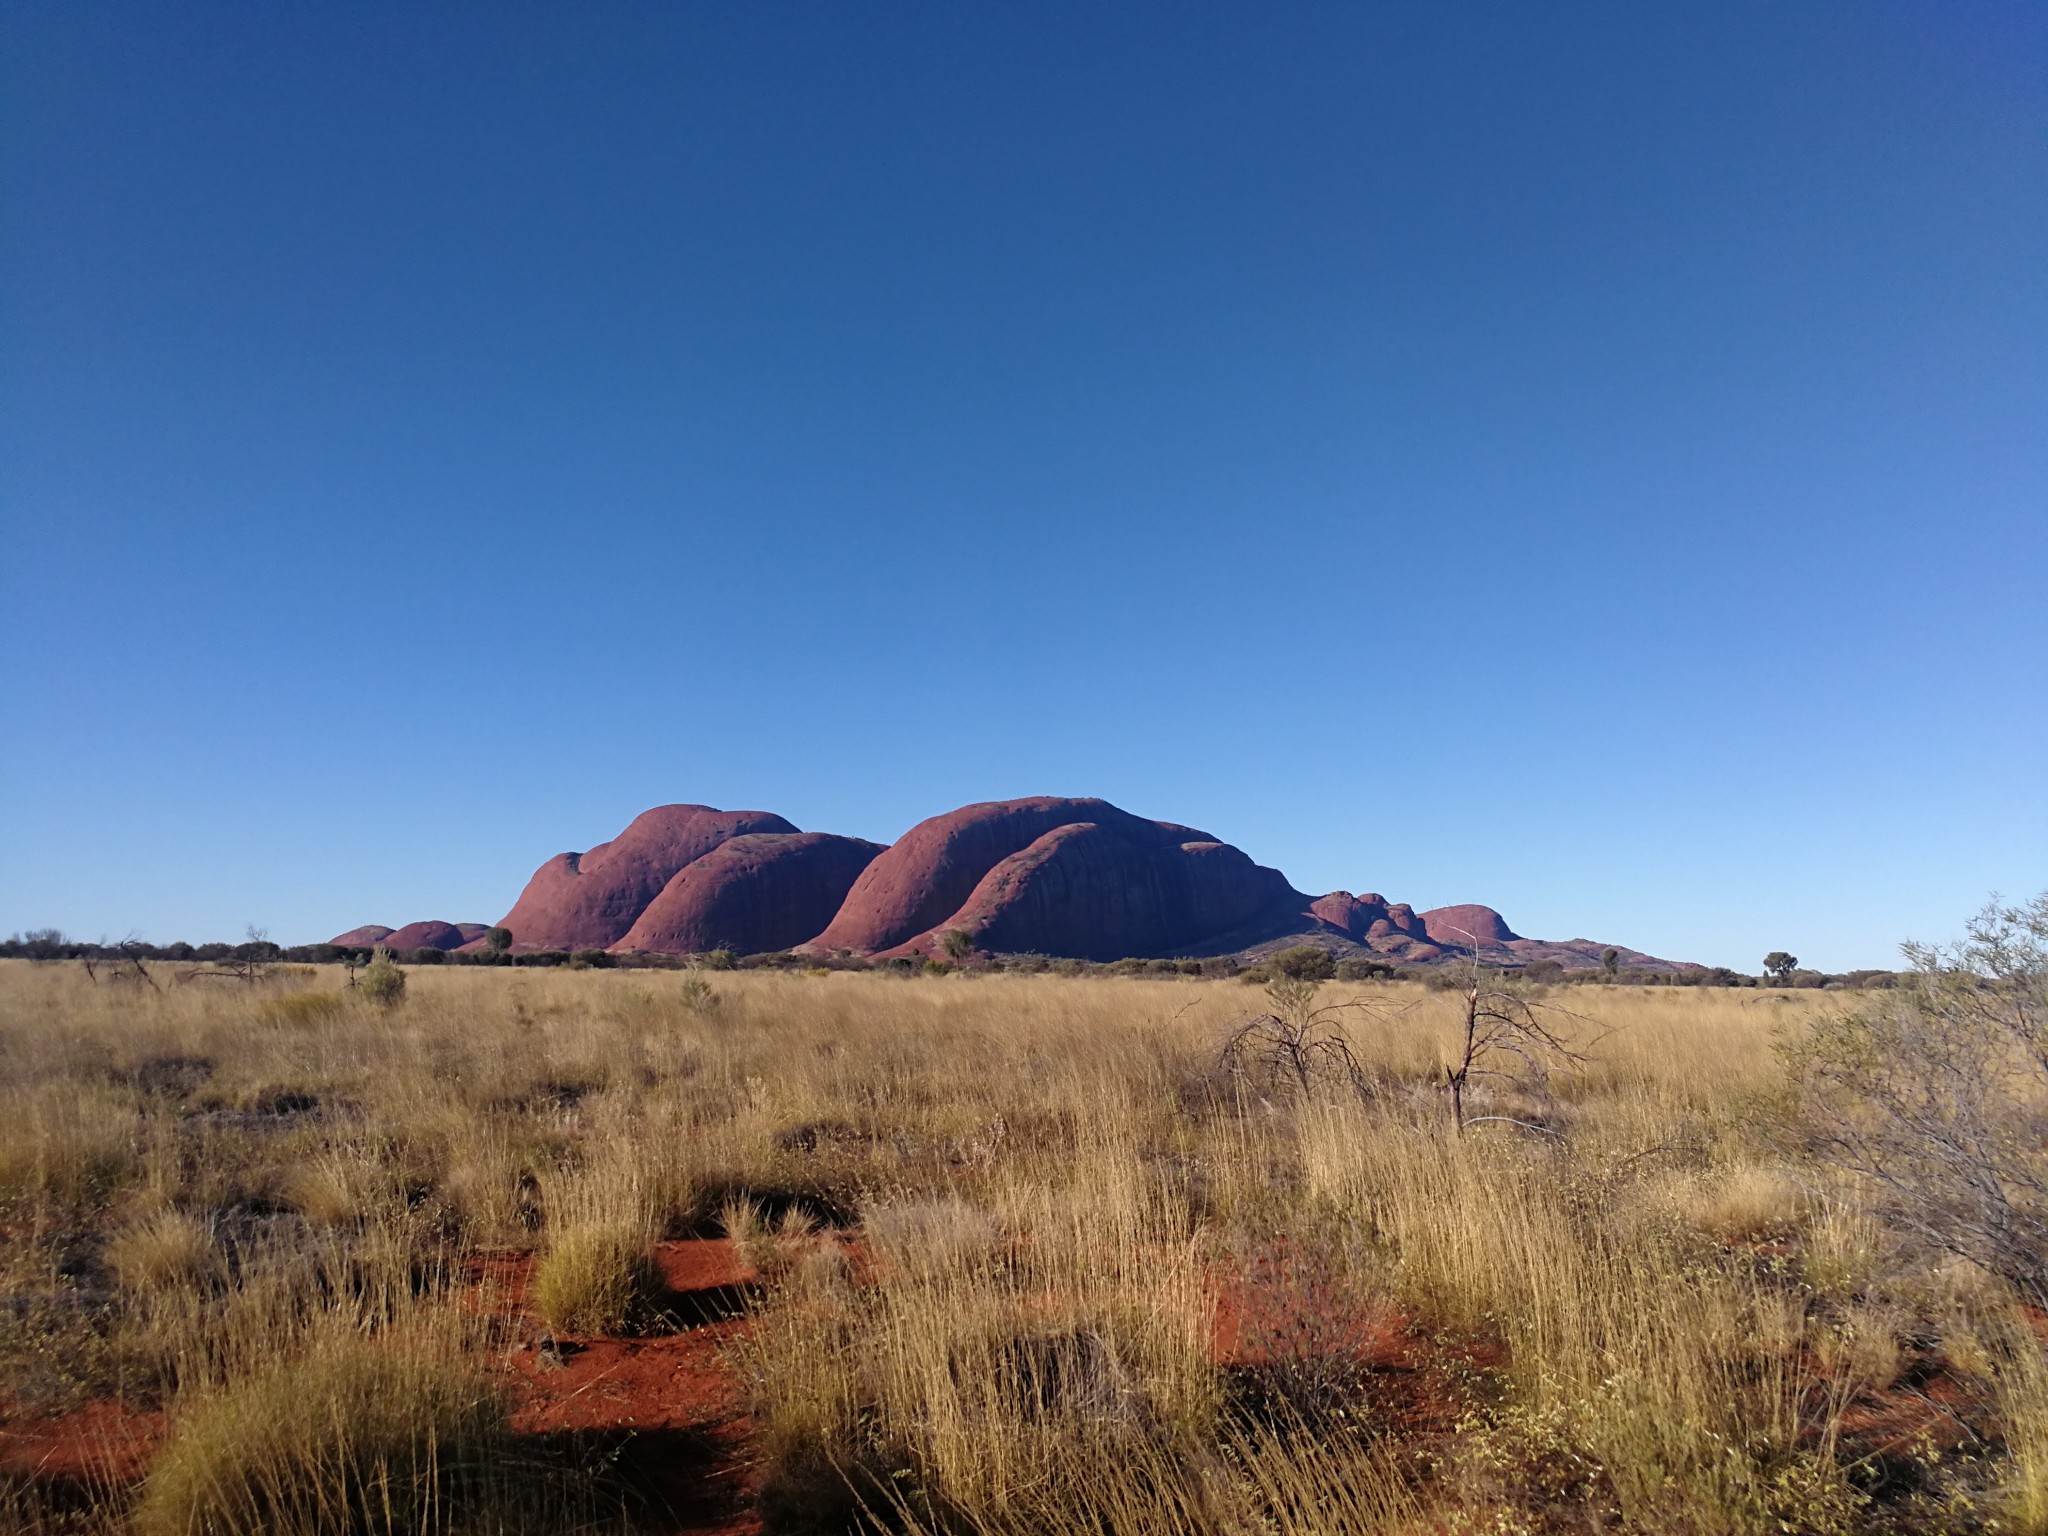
0, 1235, 2004, 1530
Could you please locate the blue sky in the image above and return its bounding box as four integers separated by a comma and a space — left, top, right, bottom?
3, 1, 2042, 969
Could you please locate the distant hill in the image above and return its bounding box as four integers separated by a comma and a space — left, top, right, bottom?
336, 796, 1694, 971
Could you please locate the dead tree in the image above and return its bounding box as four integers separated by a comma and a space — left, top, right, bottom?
1220, 975, 1399, 1103
1442, 970, 1594, 1136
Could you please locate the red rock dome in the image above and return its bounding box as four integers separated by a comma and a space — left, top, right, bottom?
1419, 904, 1522, 948
886, 823, 1297, 962
612, 833, 887, 956
497, 804, 799, 952
1308, 891, 1390, 938
329, 924, 394, 948
807, 798, 1215, 955
803, 797, 1300, 961
380, 919, 480, 952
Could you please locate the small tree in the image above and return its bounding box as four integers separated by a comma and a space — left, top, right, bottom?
1764, 951, 1799, 984
484, 926, 512, 956
1781, 895, 2048, 1302
1600, 947, 1621, 977
940, 928, 975, 962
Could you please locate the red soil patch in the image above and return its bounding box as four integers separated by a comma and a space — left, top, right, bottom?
1208, 1249, 1497, 1439
0, 1395, 165, 1486
0, 1241, 763, 1536
498, 1238, 763, 1536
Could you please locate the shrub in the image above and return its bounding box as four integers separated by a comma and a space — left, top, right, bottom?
1268, 946, 1337, 983
1782, 894, 2048, 1302
404, 946, 446, 966
568, 948, 614, 970
530, 1223, 665, 1336
357, 950, 406, 1008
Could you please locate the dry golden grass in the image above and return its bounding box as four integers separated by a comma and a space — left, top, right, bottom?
0, 959, 2038, 1533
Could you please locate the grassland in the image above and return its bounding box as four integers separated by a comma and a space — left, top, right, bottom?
1, 959, 2040, 1534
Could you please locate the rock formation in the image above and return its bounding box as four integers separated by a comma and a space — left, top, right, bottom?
497, 804, 798, 952
1420, 904, 1520, 949
345, 794, 1693, 970
329, 924, 394, 948
804, 797, 1304, 961
613, 833, 887, 956
379, 920, 484, 952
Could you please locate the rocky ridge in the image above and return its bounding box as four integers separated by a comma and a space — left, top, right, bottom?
335, 797, 1692, 972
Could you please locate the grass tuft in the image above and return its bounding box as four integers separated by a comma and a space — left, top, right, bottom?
133, 1335, 573, 1536
528, 1223, 665, 1337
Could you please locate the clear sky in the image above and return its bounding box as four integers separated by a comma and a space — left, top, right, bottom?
3, 2, 2042, 970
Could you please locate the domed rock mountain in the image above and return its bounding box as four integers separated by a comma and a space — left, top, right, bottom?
334, 796, 1691, 972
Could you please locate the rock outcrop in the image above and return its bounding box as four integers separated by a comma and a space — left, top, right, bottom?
329, 924, 394, 948
380, 920, 485, 952
805, 797, 1303, 961
1420, 904, 1521, 948
497, 804, 798, 952
613, 833, 887, 957
348, 794, 1693, 970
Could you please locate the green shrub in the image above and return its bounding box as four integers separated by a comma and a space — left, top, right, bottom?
358, 950, 406, 1008
1334, 957, 1393, 982
1269, 945, 1337, 982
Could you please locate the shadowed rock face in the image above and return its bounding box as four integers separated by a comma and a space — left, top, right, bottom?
380, 920, 483, 952
329, 925, 394, 948
1420, 904, 1521, 948
498, 804, 799, 952
801, 797, 1303, 961
892, 822, 1299, 962
808, 798, 1221, 955
613, 833, 887, 956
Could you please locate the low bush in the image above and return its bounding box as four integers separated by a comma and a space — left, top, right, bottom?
357, 950, 405, 1008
